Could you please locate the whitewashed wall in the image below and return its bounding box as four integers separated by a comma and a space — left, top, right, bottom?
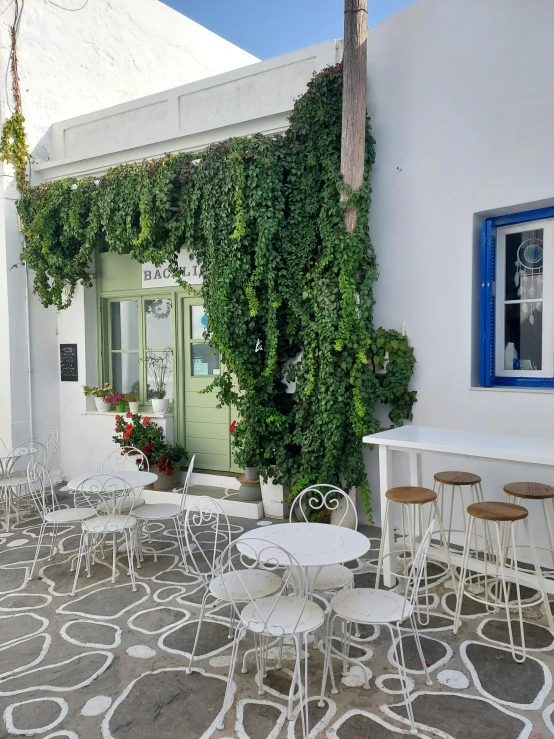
0, 0, 257, 467
364, 0, 554, 548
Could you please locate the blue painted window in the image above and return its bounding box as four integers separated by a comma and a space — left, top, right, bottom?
481, 206, 554, 387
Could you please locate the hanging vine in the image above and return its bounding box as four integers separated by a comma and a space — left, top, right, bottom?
16, 64, 416, 518
1, 12, 29, 191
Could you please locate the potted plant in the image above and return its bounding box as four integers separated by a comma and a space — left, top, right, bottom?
146, 350, 172, 415
83, 383, 119, 413
229, 419, 262, 501
113, 413, 187, 490
115, 393, 126, 413
123, 393, 139, 414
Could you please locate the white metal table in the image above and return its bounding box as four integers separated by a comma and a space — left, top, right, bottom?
237, 522, 370, 570
364, 425, 554, 588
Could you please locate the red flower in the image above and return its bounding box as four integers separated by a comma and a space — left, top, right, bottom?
125, 424, 133, 432
123, 431, 131, 440
143, 417, 151, 425
229, 420, 237, 433
115, 415, 121, 421
126, 411, 133, 418
114, 428, 119, 433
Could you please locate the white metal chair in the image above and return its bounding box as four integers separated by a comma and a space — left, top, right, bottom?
185, 496, 282, 671
132, 455, 195, 566
26, 461, 97, 580
0, 441, 45, 529
216, 538, 325, 737
71, 474, 139, 595
43, 430, 59, 473
289, 484, 358, 594
319, 521, 436, 734
100, 446, 149, 513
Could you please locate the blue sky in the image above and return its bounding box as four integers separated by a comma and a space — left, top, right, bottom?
163, 0, 416, 60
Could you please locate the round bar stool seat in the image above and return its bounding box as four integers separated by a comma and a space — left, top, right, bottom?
453, 497, 554, 662
434, 471, 481, 486
467, 501, 528, 522
504, 482, 554, 500
386, 487, 437, 505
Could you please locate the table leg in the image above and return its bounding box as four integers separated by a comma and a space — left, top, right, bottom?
379, 445, 394, 587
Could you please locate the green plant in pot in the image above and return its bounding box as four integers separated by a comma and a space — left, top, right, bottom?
83, 383, 119, 413
113, 412, 187, 490
229, 419, 262, 501
123, 392, 139, 414
146, 349, 172, 415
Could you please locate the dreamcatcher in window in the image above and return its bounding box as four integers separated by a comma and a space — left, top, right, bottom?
514, 231, 543, 325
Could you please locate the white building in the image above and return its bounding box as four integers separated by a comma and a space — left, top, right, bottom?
4, 0, 554, 540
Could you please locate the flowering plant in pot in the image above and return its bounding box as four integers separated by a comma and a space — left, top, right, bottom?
113, 413, 187, 489
146, 350, 172, 414
83, 383, 120, 412
229, 419, 258, 480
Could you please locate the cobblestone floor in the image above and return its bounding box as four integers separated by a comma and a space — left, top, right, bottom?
0, 503, 552, 738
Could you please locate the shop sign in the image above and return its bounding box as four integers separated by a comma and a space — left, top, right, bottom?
142, 250, 202, 288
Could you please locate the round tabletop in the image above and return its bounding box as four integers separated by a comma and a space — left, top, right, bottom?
66, 471, 157, 491
236, 523, 370, 568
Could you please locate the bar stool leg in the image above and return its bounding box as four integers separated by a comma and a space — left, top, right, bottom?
523, 517, 554, 635
375, 500, 391, 590
543, 498, 554, 574
432, 499, 457, 586
453, 517, 474, 635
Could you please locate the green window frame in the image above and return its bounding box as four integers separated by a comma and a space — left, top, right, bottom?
101, 294, 176, 410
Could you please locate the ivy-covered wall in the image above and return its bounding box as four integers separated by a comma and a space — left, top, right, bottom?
17, 64, 415, 517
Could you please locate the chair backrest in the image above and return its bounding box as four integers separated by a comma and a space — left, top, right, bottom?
184, 495, 231, 585
73, 474, 135, 533
43, 430, 59, 473
401, 519, 435, 619
2, 441, 44, 478
289, 484, 358, 528
101, 446, 150, 473
218, 537, 309, 637
177, 454, 195, 514
26, 460, 58, 520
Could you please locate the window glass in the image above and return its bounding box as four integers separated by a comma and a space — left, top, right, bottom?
191, 305, 208, 340
146, 351, 173, 401
112, 353, 140, 394
111, 301, 138, 350
145, 299, 173, 350
191, 344, 220, 377
504, 304, 543, 370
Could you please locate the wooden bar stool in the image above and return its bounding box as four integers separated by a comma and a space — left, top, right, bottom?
453, 501, 554, 662
433, 471, 484, 551
376, 486, 455, 624
504, 482, 554, 576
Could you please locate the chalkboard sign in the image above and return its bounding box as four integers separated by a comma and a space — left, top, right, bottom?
60, 344, 78, 382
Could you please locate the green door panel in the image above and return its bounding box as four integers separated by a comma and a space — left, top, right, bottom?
186, 437, 229, 455
193, 453, 232, 471
186, 422, 229, 440
186, 406, 230, 425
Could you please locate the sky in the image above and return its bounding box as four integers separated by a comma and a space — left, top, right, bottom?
162, 0, 417, 60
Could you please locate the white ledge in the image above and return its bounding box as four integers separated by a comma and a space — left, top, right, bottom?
83, 411, 173, 419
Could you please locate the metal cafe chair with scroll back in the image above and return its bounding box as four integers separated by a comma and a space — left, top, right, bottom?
71, 474, 139, 595
185, 496, 282, 673
288, 484, 358, 596
216, 537, 326, 738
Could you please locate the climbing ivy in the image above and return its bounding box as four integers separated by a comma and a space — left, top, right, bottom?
0, 111, 28, 190
16, 64, 416, 518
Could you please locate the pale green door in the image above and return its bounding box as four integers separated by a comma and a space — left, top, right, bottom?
181, 297, 231, 471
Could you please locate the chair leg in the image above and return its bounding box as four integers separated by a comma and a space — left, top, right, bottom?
174, 515, 188, 570
125, 530, 137, 592
111, 532, 117, 584
216, 626, 244, 732
409, 614, 432, 685
186, 590, 210, 674
71, 532, 87, 596
303, 632, 310, 737
29, 523, 47, 581
390, 623, 417, 734
318, 614, 333, 706
375, 500, 391, 590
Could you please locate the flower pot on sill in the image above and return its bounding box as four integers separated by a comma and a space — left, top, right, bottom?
115, 402, 126, 413
152, 397, 169, 415
237, 474, 262, 501
128, 402, 139, 414
94, 397, 112, 413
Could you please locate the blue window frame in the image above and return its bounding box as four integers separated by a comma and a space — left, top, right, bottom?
481, 205, 554, 388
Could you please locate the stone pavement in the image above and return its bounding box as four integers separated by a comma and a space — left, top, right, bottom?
0, 504, 552, 738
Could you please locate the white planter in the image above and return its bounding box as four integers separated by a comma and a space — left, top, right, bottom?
260, 476, 288, 519
330, 488, 358, 529
128, 402, 139, 414
94, 397, 112, 413
152, 398, 169, 414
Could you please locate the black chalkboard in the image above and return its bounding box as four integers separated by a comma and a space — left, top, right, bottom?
60, 344, 78, 382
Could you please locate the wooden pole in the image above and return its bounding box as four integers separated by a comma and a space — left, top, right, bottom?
341, 0, 368, 233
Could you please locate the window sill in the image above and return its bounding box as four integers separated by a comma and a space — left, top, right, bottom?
470, 386, 554, 395
83, 411, 174, 418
